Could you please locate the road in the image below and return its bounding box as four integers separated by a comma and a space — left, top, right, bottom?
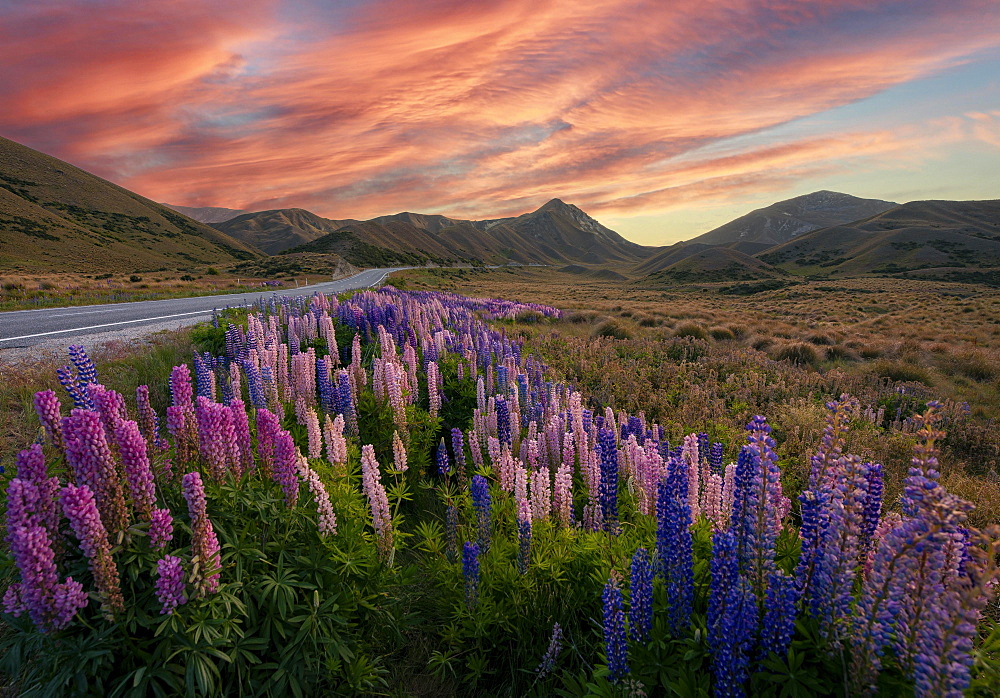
0, 267, 405, 350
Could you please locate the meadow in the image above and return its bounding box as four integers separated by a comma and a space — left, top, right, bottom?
1, 272, 998, 696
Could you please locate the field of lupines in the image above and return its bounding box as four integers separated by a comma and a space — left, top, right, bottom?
2, 285, 999, 696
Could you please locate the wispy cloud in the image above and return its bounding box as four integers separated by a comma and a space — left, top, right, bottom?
1, 0, 997, 238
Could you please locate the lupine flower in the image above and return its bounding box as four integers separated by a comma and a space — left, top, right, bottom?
597, 428, 619, 534
361, 445, 393, 561
304, 408, 323, 459
517, 498, 532, 574
530, 463, 551, 522
272, 430, 301, 507
33, 390, 64, 449
427, 361, 441, 418
708, 530, 756, 698
14, 446, 61, 541
149, 508, 174, 550
298, 460, 338, 536
629, 548, 653, 645
115, 419, 157, 520
602, 576, 629, 684
759, 571, 798, 664
255, 407, 281, 478
62, 409, 128, 535
436, 437, 450, 476
496, 396, 511, 446
181, 472, 221, 598
6, 521, 88, 632
463, 541, 481, 608
451, 428, 467, 483
391, 430, 408, 472
470, 475, 491, 553
169, 364, 193, 407
536, 622, 564, 678
324, 414, 348, 473
155, 555, 187, 614
135, 385, 166, 449
656, 477, 693, 638
553, 462, 573, 527
336, 370, 358, 435
445, 504, 459, 563
60, 483, 125, 616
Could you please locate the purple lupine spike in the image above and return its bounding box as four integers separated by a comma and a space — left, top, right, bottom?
169, 364, 193, 407
536, 623, 564, 678
272, 430, 301, 507
759, 571, 798, 664
462, 541, 480, 608
602, 576, 629, 684
6, 520, 88, 632
516, 498, 531, 574
229, 399, 253, 476
360, 445, 393, 560
13, 445, 61, 542
708, 529, 756, 698
470, 474, 491, 553
57, 364, 94, 410
115, 419, 157, 520
181, 472, 221, 598
149, 508, 174, 550
436, 438, 450, 476
62, 409, 128, 535
629, 548, 653, 645
451, 428, 467, 482
656, 476, 693, 638
445, 503, 459, 563
709, 442, 724, 476
60, 483, 125, 617
135, 385, 164, 448
496, 396, 511, 446
68, 345, 98, 385
33, 390, 64, 449
155, 555, 187, 615
597, 428, 619, 534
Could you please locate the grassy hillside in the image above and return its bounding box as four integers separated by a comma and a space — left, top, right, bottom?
0, 136, 262, 273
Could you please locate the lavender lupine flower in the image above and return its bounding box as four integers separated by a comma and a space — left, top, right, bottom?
62, 409, 128, 535
6, 522, 88, 632
708, 530, 756, 698
602, 576, 629, 684
60, 483, 125, 616
496, 396, 511, 446
536, 623, 564, 678
155, 555, 187, 615
451, 428, 467, 484
297, 460, 338, 536
135, 385, 165, 449
336, 370, 358, 435
149, 508, 174, 550
656, 477, 693, 638
33, 390, 64, 449
709, 442, 724, 476
463, 541, 481, 608
169, 364, 194, 407
361, 445, 393, 561
629, 548, 653, 645
597, 428, 619, 534
181, 472, 221, 598
255, 407, 281, 478
272, 430, 301, 507
759, 571, 798, 663
115, 419, 157, 520
436, 437, 450, 476
470, 475, 491, 553
14, 445, 61, 540
304, 407, 323, 460
427, 361, 441, 418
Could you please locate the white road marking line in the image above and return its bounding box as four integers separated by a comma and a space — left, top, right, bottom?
0, 309, 213, 342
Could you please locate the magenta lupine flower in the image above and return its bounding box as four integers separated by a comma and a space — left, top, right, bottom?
272, 430, 301, 507
33, 390, 64, 449
135, 385, 166, 449
169, 364, 193, 407
149, 508, 174, 550
255, 407, 281, 477
194, 396, 230, 482
181, 472, 221, 598
392, 430, 408, 472
115, 419, 157, 520
427, 361, 441, 418
155, 555, 187, 615
165, 404, 196, 466
62, 409, 128, 534
553, 462, 573, 527
60, 483, 125, 616
228, 399, 253, 476
386, 361, 407, 430
88, 384, 127, 443
682, 433, 701, 520
299, 463, 338, 536
14, 446, 61, 540
6, 522, 88, 632
361, 444, 393, 560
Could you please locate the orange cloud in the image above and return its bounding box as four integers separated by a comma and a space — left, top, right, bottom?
1, 0, 997, 235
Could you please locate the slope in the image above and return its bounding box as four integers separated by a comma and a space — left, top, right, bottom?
0, 136, 261, 272
164, 204, 248, 224
212, 208, 357, 255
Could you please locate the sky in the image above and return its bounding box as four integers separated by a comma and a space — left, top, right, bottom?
1, 0, 998, 245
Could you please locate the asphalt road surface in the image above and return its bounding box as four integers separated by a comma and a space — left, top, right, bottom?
0, 267, 405, 351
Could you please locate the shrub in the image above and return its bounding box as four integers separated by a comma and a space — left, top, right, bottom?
206, 267, 220, 276
709, 326, 735, 341
129, 275, 142, 283
180, 274, 195, 281
770, 342, 820, 367
674, 322, 708, 340
870, 359, 933, 385
593, 319, 632, 340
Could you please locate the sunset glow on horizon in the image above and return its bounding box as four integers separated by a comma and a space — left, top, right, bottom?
2, 0, 998, 244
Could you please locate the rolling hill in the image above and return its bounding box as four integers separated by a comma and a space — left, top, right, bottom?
640, 247, 785, 285
0, 136, 262, 272
164, 204, 248, 224
757, 199, 1000, 276
212, 208, 357, 255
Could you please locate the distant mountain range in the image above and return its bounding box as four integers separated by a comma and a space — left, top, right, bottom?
2, 135, 997, 284
213, 198, 652, 266
0, 136, 261, 272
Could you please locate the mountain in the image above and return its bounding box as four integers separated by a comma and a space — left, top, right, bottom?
688, 191, 898, 247
0, 136, 261, 272
758, 199, 1000, 276
164, 204, 248, 224
230, 197, 655, 266
212, 208, 357, 255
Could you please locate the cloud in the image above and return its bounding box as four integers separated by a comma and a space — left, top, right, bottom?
1, 0, 998, 229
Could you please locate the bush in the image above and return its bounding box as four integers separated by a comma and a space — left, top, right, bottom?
180, 274, 195, 281
771, 342, 821, 367
709, 326, 735, 341
674, 322, 708, 340
870, 359, 934, 385
129, 275, 142, 283
593, 319, 632, 340
206, 267, 220, 276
